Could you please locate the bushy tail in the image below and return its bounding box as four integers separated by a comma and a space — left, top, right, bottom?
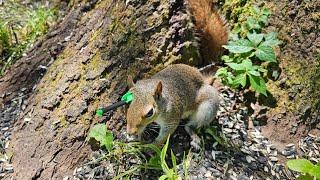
187, 0, 229, 59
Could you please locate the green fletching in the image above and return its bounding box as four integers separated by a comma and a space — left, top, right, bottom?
96, 109, 104, 117
121, 91, 134, 103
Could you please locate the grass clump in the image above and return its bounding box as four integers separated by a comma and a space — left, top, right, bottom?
216, 5, 281, 96
87, 123, 189, 179
0, 1, 57, 75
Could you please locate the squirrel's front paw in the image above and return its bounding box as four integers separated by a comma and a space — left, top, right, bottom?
190, 134, 201, 152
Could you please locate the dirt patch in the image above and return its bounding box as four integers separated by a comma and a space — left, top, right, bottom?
260, 0, 320, 149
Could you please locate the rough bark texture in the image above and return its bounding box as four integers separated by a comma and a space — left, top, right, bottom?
3, 0, 201, 179
260, 0, 320, 148
2, 0, 319, 179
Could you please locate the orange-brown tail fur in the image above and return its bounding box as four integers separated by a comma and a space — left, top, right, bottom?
187, 0, 229, 60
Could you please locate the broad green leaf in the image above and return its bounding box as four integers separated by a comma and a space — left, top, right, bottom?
247, 32, 264, 46
255, 45, 277, 62
242, 59, 253, 69
249, 75, 267, 96
262, 8, 271, 16
216, 67, 228, 77
260, 15, 268, 25
226, 76, 234, 85
234, 73, 247, 87
88, 123, 114, 151
229, 32, 240, 41
223, 39, 254, 53
248, 70, 260, 76
226, 63, 246, 71
287, 159, 315, 173
261, 39, 281, 47
309, 165, 320, 178
265, 32, 278, 40
256, 66, 268, 73
232, 24, 242, 34
252, 6, 261, 15
297, 174, 313, 180
246, 16, 261, 30
221, 55, 233, 63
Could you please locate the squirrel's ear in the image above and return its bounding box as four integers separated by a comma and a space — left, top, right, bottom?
154, 81, 162, 100
127, 75, 135, 88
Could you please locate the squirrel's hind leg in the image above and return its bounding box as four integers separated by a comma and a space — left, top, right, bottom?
185, 84, 220, 150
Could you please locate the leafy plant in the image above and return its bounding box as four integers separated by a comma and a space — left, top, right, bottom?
205, 126, 228, 147
216, 6, 281, 96
87, 123, 114, 151
87, 124, 188, 179
287, 159, 320, 179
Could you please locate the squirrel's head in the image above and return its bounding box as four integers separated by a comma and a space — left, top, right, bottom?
126, 79, 162, 138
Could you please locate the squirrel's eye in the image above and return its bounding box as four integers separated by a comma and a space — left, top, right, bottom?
145, 108, 154, 118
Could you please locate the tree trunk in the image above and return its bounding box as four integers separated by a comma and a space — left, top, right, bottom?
1, 0, 201, 179
2, 0, 319, 179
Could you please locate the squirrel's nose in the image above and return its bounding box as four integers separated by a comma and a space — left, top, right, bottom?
127, 127, 138, 135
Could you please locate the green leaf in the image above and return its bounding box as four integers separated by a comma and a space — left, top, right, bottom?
223, 39, 254, 53
260, 39, 281, 47
234, 73, 247, 87
246, 16, 261, 30
309, 165, 320, 178
229, 32, 240, 41
159, 175, 168, 180
249, 75, 267, 96
255, 45, 277, 62
256, 66, 268, 73
171, 150, 177, 174
262, 8, 271, 16
252, 6, 261, 15
161, 136, 170, 173
248, 70, 260, 76
148, 156, 161, 168
242, 59, 253, 69
297, 174, 313, 180
226, 75, 234, 85
260, 15, 268, 25
205, 127, 225, 146
226, 63, 246, 71
247, 32, 264, 46
287, 159, 315, 173
265, 32, 277, 40
88, 124, 114, 151
221, 55, 233, 63
216, 67, 228, 77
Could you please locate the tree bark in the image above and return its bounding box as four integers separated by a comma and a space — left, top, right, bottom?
3, 0, 201, 179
